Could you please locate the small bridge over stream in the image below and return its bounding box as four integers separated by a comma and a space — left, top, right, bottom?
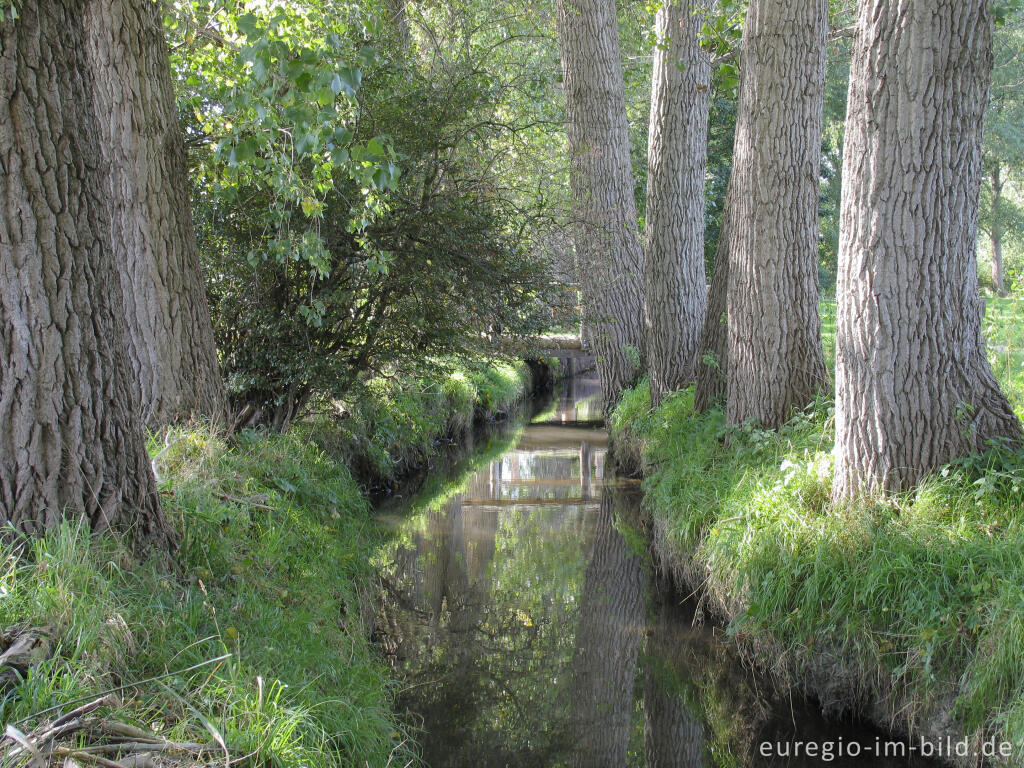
511, 333, 595, 377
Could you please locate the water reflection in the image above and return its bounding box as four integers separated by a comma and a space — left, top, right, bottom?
374, 377, 929, 767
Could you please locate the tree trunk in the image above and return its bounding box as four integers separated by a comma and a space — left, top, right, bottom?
0, 0, 174, 550
833, 0, 1022, 500
693, 179, 732, 412
644, 0, 711, 407
84, 0, 227, 430
991, 163, 1007, 297
555, 0, 646, 410
569, 488, 645, 767
725, 0, 828, 429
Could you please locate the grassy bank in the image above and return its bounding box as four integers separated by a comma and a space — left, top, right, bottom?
0, 359, 536, 768
612, 299, 1024, 765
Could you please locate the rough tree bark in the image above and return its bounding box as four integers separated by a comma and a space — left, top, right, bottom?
84, 0, 226, 430
644, 0, 711, 407
555, 0, 645, 409
725, 0, 828, 429
693, 181, 731, 412
833, 0, 1023, 499
0, 0, 174, 549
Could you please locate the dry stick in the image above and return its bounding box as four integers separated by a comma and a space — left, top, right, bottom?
48, 748, 125, 768
214, 493, 276, 511
64, 741, 209, 755
12, 654, 231, 726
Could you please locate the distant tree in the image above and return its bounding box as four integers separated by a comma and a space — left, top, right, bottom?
693, 178, 732, 412
724, 0, 828, 428
0, 2, 173, 549
554, 0, 646, 408
643, 0, 712, 406
833, 0, 1023, 499
84, 0, 226, 429
980, 11, 1024, 296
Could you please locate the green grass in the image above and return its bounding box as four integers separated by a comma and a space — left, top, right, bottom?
303, 359, 532, 483
984, 296, 1024, 419
1, 358, 537, 768
612, 299, 1024, 760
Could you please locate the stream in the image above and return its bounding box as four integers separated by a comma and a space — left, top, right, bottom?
373, 376, 932, 767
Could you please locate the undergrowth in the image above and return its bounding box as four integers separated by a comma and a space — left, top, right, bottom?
614, 378, 1024, 761
0, 358, 536, 768
303, 359, 531, 484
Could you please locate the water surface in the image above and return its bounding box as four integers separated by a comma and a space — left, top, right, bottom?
375, 377, 929, 767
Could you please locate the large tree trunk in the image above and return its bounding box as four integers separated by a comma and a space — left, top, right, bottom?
991, 163, 1007, 297
833, 0, 1022, 500
83, 0, 226, 430
644, 0, 711, 407
555, 0, 645, 410
569, 488, 645, 767
725, 0, 828, 429
0, 0, 174, 550
693, 180, 732, 412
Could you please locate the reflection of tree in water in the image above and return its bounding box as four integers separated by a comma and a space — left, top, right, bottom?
376, 446, 599, 766
569, 486, 647, 768
374, 410, 922, 768
641, 609, 707, 768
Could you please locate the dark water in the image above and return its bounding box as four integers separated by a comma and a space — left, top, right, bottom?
374, 377, 929, 768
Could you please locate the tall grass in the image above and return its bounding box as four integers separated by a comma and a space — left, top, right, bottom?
613, 297, 1024, 759
1, 358, 537, 768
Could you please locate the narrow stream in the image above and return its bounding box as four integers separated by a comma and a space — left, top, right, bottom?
374, 377, 931, 767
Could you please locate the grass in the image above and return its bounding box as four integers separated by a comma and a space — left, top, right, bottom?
612, 298, 1024, 762
0, 358, 537, 768
303, 359, 533, 485
984, 296, 1024, 418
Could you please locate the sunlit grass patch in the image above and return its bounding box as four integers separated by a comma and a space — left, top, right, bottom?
302, 359, 533, 482
613, 377, 1024, 756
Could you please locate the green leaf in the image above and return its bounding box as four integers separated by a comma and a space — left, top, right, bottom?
335, 66, 362, 97
236, 13, 260, 40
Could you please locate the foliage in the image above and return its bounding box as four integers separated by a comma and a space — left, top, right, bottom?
302, 359, 533, 483
169, 1, 556, 426
978, 9, 1024, 293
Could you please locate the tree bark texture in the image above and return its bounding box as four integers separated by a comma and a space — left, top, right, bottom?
555, 0, 645, 409
644, 0, 711, 407
693, 179, 731, 412
569, 488, 645, 767
84, 0, 226, 430
0, 0, 174, 549
833, 0, 1023, 499
725, 0, 828, 429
